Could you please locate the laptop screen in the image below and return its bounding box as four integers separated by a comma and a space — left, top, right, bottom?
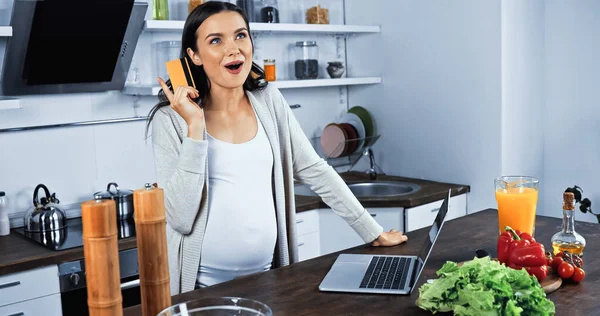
409, 190, 450, 291
417, 199, 448, 263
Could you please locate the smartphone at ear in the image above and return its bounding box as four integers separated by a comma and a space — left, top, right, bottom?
166, 57, 196, 91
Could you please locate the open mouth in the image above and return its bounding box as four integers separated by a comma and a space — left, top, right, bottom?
224, 61, 244, 71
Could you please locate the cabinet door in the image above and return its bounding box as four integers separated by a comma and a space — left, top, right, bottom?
295, 210, 319, 236
405, 194, 467, 232
318, 207, 404, 256
0, 294, 62, 316
297, 231, 320, 262
0, 265, 60, 307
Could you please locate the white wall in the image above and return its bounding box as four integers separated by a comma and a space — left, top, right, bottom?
543, 0, 600, 222
345, 0, 503, 214
500, 0, 546, 207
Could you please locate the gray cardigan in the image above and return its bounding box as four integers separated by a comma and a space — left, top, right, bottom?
150, 84, 384, 294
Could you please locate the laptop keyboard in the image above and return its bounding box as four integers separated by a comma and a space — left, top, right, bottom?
359, 256, 411, 290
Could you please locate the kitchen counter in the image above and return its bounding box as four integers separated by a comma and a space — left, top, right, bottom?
295, 171, 470, 212
0, 172, 468, 277
0, 232, 137, 275
124, 209, 600, 316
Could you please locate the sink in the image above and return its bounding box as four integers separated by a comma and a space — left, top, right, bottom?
294, 181, 421, 198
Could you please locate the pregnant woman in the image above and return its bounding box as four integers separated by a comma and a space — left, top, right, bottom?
145, 1, 409, 294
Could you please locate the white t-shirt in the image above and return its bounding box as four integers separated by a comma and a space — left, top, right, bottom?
197, 113, 277, 287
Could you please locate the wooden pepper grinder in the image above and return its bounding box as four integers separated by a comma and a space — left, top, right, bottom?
81, 198, 123, 316
134, 183, 171, 316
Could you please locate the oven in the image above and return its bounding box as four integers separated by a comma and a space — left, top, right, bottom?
58, 248, 141, 315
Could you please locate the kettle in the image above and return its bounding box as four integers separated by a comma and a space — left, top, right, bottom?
23, 184, 68, 232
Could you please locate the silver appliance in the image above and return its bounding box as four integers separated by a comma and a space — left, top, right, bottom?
59, 248, 141, 315
318, 189, 451, 295
1, 0, 147, 96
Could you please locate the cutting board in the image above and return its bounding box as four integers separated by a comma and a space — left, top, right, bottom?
457, 259, 562, 294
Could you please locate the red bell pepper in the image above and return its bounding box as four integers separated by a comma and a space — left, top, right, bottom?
497, 226, 548, 282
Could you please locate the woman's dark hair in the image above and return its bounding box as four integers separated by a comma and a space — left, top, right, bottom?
145, 1, 267, 136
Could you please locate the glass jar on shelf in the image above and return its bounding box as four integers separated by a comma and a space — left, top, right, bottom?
303, 0, 329, 24
152, 41, 182, 80
260, 0, 279, 23
188, 0, 207, 13
153, 0, 170, 20
263, 59, 276, 81
293, 41, 319, 80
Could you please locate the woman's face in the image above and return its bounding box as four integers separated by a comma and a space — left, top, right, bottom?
188, 11, 253, 90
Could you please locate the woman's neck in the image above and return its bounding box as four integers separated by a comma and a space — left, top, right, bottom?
205, 85, 246, 112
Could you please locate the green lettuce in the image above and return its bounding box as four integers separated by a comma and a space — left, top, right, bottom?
415, 256, 555, 315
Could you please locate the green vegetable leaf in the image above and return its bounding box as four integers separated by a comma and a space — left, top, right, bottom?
415, 257, 555, 315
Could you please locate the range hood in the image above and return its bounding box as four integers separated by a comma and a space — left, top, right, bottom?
1, 0, 148, 96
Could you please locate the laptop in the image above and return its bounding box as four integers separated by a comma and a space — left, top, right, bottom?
318, 189, 451, 295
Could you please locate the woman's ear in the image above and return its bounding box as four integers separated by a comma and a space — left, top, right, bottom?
187, 48, 202, 66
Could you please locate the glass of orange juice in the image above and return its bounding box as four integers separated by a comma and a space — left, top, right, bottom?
495, 176, 539, 236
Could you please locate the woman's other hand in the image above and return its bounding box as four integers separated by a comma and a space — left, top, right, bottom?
371, 229, 408, 247
157, 77, 205, 139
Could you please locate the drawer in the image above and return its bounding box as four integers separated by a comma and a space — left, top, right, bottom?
366, 207, 404, 232
405, 194, 467, 232
297, 231, 320, 262
0, 293, 62, 316
0, 265, 60, 307
295, 209, 319, 236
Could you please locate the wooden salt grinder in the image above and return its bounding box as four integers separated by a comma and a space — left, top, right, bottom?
81, 198, 123, 316
134, 183, 171, 316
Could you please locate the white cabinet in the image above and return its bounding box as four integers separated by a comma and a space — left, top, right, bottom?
295, 210, 320, 262
0, 265, 60, 308
0, 265, 62, 316
404, 193, 467, 232
318, 207, 404, 256
0, 293, 62, 316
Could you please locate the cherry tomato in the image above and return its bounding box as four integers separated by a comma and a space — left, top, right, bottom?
551, 257, 564, 272
558, 262, 575, 279
546, 257, 553, 267
572, 267, 585, 283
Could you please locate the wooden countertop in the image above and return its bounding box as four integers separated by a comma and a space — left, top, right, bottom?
0, 172, 468, 277
295, 172, 470, 212
0, 232, 137, 275
124, 209, 600, 316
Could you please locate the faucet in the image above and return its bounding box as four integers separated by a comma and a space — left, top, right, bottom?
365, 148, 377, 180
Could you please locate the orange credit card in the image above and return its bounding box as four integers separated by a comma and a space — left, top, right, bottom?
166, 57, 196, 90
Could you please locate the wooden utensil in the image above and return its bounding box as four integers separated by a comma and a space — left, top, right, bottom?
134, 183, 171, 316
457, 258, 562, 294
81, 198, 123, 316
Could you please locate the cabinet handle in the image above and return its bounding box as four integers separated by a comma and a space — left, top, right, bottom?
8, 312, 25, 316
370, 213, 377, 217
431, 208, 440, 213
296, 219, 304, 224
0, 281, 21, 290
297, 242, 305, 247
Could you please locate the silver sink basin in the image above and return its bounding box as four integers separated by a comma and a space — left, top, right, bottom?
294, 181, 421, 198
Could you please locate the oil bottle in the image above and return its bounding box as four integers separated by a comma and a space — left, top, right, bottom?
551, 191, 586, 256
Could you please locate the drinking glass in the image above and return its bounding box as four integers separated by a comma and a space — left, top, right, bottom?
494, 176, 539, 236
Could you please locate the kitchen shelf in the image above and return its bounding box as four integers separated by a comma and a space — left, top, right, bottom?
144, 20, 380, 34
0, 97, 21, 110
122, 77, 382, 95
0, 26, 12, 37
